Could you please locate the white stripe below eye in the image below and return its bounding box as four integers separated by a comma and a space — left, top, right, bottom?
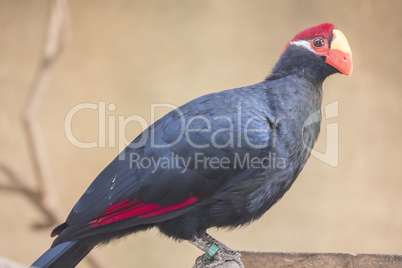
290, 40, 314, 53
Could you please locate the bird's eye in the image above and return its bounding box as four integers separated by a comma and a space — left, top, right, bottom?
313, 38, 325, 47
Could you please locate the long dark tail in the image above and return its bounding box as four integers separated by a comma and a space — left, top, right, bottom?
31, 241, 94, 268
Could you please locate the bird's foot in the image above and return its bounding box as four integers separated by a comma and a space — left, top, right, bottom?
190, 233, 244, 268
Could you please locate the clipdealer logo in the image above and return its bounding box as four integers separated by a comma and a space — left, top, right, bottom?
64, 101, 339, 167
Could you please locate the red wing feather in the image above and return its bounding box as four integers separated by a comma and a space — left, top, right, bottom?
89, 196, 198, 226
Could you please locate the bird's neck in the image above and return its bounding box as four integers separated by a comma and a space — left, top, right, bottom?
262, 73, 324, 123
266, 45, 338, 85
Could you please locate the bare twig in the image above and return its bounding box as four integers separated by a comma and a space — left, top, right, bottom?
0, 163, 60, 228
22, 0, 71, 223
0, 0, 113, 267
0, 257, 26, 268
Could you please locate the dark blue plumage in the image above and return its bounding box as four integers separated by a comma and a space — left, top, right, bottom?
32, 23, 353, 268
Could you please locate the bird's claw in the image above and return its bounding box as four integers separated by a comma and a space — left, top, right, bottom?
191, 233, 244, 268
194, 250, 244, 268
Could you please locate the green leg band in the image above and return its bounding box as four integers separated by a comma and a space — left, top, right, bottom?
205, 244, 219, 260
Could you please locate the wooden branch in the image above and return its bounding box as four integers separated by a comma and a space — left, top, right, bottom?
193, 251, 402, 268
240, 251, 402, 268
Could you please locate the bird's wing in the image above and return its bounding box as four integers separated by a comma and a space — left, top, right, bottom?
58, 88, 272, 241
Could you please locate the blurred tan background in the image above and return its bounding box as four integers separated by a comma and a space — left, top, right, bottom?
1, 0, 402, 267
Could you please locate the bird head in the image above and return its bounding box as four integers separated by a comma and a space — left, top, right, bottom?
284, 23, 353, 76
